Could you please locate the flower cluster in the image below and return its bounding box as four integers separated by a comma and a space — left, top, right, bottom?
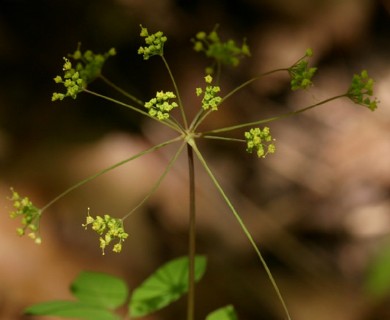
245, 127, 276, 158
70, 45, 116, 82
82, 209, 128, 255
52, 58, 84, 101
196, 75, 222, 111
347, 70, 379, 111
288, 48, 317, 91
8, 188, 42, 244
192, 26, 250, 74
138, 25, 167, 60
52, 45, 116, 101
144, 91, 178, 120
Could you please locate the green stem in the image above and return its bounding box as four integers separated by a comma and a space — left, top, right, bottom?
40, 136, 182, 213
186, 143, 196, 320
167, 114, 186, 133
83, 88, 147, 115
121, 141, 186, 221
203, 135, 245, 143
99, 74, 145, 107
191, 109, 214, 132
83, 88, 183, 133
161, 55, 188, 129
189, 109, 206, 132
188, 140, 292, 320
203, 94, 347, 135
220, 68, 287, 105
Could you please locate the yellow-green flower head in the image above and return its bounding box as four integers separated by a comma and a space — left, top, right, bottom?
52, 44, 116, 101
288, 49, 317, 91
144, 91, 178, 120
138, 25, 167, 60
191, 26, 251, 74
245, 127, 276, 158
196, 75, 222, 111
347, 70, 379, 111
8, 188, 42, 244
82, 208, 128, 255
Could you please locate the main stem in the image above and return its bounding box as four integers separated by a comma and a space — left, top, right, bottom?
187, 143, 196, 320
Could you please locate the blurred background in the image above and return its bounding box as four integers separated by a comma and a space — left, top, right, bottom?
1, 0, 389, 319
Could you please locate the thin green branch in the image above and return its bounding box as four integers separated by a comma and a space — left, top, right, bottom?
83, 88, 183, 133
188, 139, 292, 320
167, 114, 186, 133
191, 69, 288, 132
192, 112, 209, 132
203, 94, 347, 135
220, 68, 287, 105
189, 109, 207, 132
83, 87, 147, 115
161, 55, 188, 129
203, 135, 245, 143
99, 74, 145, 107
121, 140, 186, 221
40, 136, 183, 213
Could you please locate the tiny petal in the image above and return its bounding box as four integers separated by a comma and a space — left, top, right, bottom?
196, 31, 206, 40
305, 48, 313, 57
113, 243, 122, 253
205, 75, 213, 84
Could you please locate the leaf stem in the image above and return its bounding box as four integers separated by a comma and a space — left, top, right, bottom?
40, 136, 182, 213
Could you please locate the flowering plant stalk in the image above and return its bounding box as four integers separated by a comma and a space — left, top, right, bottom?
8, 25, 378, 320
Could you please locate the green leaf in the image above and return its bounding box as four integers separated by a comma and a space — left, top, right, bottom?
366, 244, 390, 299
71, 271, 128, 309
25, 301, 121, 320
206, 305, 238, 320
129, 255, 207, 317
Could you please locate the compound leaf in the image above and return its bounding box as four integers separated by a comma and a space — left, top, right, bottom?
71, 271, 128, 309
206, 305, 238, 320
129, 255, 207, 317
25, 300, 121, 320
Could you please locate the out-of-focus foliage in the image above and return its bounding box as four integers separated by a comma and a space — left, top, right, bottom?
365, 242, 390, 299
